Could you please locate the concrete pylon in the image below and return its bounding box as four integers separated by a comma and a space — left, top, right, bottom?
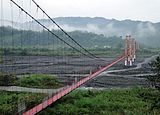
132, 54, 135, 62
125, 58, 127, 66
134, 55, 136, 60
90, 69, 92, 75
129, 60, 132, 66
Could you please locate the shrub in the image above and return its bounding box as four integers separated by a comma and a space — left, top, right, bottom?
148, 55, 160, 90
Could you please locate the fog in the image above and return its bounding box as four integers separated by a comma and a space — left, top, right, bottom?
1, 0, 160, 23
1, 0, 160, 47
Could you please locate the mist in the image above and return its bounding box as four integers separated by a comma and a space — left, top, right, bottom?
1, 17, 160, 47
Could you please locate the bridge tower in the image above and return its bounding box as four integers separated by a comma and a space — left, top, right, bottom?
124, 35, 137, 66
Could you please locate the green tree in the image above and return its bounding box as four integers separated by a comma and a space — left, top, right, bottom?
148, 55, 160, 90
0, 74, 17, 86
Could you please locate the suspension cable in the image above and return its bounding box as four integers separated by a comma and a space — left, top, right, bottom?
10, 0, 99, 61
31, 0, 105, 61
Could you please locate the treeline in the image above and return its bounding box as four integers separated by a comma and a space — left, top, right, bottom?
0, 26, 124, 49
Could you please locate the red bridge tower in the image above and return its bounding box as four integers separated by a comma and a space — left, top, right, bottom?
124, 35, 138, 66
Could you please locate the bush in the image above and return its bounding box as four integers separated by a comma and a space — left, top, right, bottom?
0, 74, 17, 86
138, 88, 160, 111
17, 74, 62, 88
38, 88, 160, 115
0, 91, 46, 114
0, 74, 61, 89
148, 55, 160, 90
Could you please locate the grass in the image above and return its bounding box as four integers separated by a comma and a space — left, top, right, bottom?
0, 74, 62, 89
0, 47, 158, 59
137, 49, 158, 58
16, 74, 62, 89
38, 87, 160, 115
0, 91, 47, 115
0, 58, 2, 63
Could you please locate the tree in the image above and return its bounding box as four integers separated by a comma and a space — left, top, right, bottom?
0, 74, 17, 86
148, 55, 160, 90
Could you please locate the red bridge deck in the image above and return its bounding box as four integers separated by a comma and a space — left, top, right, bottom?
23, 55, 125, 115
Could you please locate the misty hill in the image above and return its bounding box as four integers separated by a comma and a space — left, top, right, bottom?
31, 17, 160, 47
0, 26, 123, 49
1, 17, 160, 47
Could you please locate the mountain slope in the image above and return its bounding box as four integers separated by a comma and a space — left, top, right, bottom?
38, 17, 160, 47
1, 17, 160, 47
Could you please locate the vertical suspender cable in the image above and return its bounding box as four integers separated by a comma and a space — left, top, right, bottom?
10, 1, 14, 113
0, 0, 3, 73
31, 0, 105, 62
11, 0, 98, 60
29, 0, 31, 77
35, 5, 39, 74
18, 4, 21, 114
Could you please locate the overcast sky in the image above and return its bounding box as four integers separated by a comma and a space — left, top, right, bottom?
1, 0, 160, 23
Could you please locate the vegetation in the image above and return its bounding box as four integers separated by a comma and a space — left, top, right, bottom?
0, 91, 46, 115
0, 74, 18, 86
0, 55, 2, 63
0, 74, 62, 89
1, 27, 159, 57
16, 74, 62, 88
0, 47, 157, 58
38, 87, 160, 115
0, 47, 124, 57
0, 26, 123, 49
0, 26, 125, 57
148, 55, 160, 90
137, 48, 158, 58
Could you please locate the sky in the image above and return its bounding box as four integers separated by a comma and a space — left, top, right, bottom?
1, 0, 160, 23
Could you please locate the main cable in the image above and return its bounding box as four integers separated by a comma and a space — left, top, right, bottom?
31, 0, 105, 61
10, 0, 98, 60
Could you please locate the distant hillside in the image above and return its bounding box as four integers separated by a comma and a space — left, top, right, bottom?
1, 17, 160, 47
0, 26, 123, 49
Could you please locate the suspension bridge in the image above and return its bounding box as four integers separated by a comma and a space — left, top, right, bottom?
0, 0, 138, 115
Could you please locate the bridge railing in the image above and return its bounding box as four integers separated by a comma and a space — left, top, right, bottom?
22, 55, 125, 115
